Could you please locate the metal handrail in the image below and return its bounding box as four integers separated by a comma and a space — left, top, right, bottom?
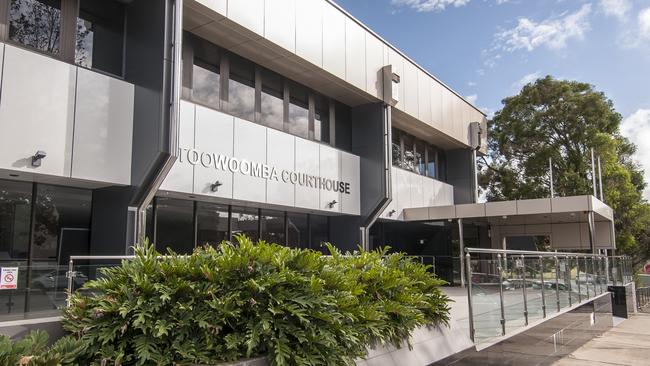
464, 247, 633, 344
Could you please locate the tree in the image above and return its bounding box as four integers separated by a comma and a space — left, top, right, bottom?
480, 76, 650, 264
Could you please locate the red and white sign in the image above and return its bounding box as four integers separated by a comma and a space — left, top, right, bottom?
644, 263, 650, 274
0, 267, 18, 289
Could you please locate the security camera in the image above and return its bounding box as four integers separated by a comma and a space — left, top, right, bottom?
31, 150, 47, 167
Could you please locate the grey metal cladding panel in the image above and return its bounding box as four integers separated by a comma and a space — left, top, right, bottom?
232, 118, 267, 202
402, 61, 419, 119
193, 0, 226, 17
387, 49, 405, 107
340, 151, 360, 215
295, 0, 323, 67
72, 68, 134, 185
160, 101, 195, 193
344, 18, 366, 90
365, 33, 384, 99
319, 145, 341, 213
322, 3, 346, 80
430, 81, 443, 131
193, 105, 234, 198
227, 0, 264, 36
417, 71, 431, 124
266, 129, 295, 207
0, 45, 76, 177
264, 0, 296, 53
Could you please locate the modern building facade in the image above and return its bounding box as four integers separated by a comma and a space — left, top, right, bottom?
0, 0, 616, 321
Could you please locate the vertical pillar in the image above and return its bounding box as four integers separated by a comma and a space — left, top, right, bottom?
588, 211, 596, 254
459, 218, 465, 288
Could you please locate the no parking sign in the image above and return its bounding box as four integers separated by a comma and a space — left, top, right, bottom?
0, 267, 18, 289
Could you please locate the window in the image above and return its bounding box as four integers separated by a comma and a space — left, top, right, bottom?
155, 198, 194, 254
230, 206, 259, 241
426, 145, 437, 179
392, 128, 402, 168
310, 215, 329, 251
33, 184, 92, 262
314, 94, 330, 143
287, 213, 308, 248
288, 82, 309, 139
260, 209, 285, 244
227, 53, 255, 121
392, 127, 444, 181
196, 202, 229, 247
0, 179, 32, 261
9, 0, 62, 55
76, 0, 125, 76
192, 38, 221, 109
415, 140, 426, 175
402, 133, 416, 172
260, 68, 284, 130
335, 102, 352, 152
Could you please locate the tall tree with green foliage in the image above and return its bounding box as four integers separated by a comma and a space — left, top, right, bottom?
480, 76, 650, 263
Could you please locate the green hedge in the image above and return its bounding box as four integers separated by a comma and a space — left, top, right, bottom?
59, 236, 450, 365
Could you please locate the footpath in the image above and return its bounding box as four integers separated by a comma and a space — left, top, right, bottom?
552, 313, 650, 366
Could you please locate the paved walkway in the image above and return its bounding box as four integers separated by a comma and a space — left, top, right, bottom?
552, 313, 650, 366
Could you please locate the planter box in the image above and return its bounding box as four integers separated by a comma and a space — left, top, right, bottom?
188, 356, 269, 366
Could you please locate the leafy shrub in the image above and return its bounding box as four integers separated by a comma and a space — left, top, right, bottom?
63, 236, 450, 365
0, 330, 85, 366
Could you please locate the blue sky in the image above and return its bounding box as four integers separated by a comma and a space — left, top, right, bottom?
333, 0, 650, 198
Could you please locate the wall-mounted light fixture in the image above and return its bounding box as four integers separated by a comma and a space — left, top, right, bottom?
210, 180, 223, 192
388, 209, 396, 217
31, 150, 47, 167
328, 200, 338, 208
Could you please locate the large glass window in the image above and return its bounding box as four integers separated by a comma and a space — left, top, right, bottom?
392, 127, 444, 181
196, 202, 229, 248
392, 128, 402, 168
9, 0, 62, 55
288, 83, 309, 139
314, 94, 330, 143
192, 37, 221, 109
335, 102, 352, 152
155, 198, 194, 254
230, 206, 259, 241
415, 140, 426, 175
227, 53, 255, 121
260, 209, 285, 244
260, 68, 284, 130
402, 133, 416, 172
75, 0, 125, 76
426, 145, 437, 179
310, 215, 329, 252
287, 213, 308, 248
0, 180, 32, 261
33, 184, 92, 263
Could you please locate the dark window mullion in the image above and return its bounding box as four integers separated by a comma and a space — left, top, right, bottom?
59, 0, 79, 63
0, 0, 9, 41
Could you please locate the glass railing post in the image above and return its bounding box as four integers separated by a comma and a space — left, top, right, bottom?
498, 254, 506, 336
465, 252, 475, 342
591, 256, 597, 296
605, 256, 610, 285
584, 256, 591, 299
576, 256, 582, 302
66, 258, 74, 308
539, 256, 546, 318
521, 255, 529, 326
554, 256, 561, 312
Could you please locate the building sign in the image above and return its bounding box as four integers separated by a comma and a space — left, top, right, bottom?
0, 267, 18, 289
178, 148, 352, 195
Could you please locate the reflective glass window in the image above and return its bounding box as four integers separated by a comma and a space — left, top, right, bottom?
9, 0, 62, 55
402, 133, 417, 172
76, 0, 125, 76
260, 209, 285, 245
0, 179, 32, 261
260, 68, 284, 130
415, 140, 426, 175
228, 53, 255, 121
196, 202, 229, 248
288, 83, 309, 139
230, 206, 258, 241
426, 145, 437, 179
438, 150, 447, 181
391, 128, 402, 168
315, 95, 330, 143
155, 198, 194, 254
33, 184, 92, 263
335, 102, 352, 152
287, 213, 308, 248
310, 215, 329, 252
192, 37, 221, 108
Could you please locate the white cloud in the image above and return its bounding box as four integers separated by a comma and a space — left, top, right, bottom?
600, 0, 631, 21
511, 71, 541, 91
390, 0, 470, 12
468, 81, 477, 87
495, 4, 592, 52
621, 109, 650, 199
640, 7, 650, 39
465, 94, 478, 104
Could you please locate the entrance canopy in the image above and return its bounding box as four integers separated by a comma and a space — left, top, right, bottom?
404, 195, 615, 251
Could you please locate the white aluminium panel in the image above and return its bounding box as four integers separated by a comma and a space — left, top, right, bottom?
160, 101, 195, 193
322, 3, 346, 80
193, 106, 234, 198
264, 0, 296, 53
195, 0, 226, 16
430, 81, 443, 131
266, 128, 295, 207
365, 33, 384, 99
417, 71, 432, 124
0, 45, 76, 177
232, 118, 267, 203
395, 168, 412, 210
295, 0, 323, 67
409, 171, 424, 208
72, 68, 134, 185
340, 151, 360, 215
294, 138, 319, 210
319, 144, 341, 213
387, 49, 405, 109
402, 61, 419, 119
441, 89, 454, 135
344, 18, 366, 91
227, 0, 264, 36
